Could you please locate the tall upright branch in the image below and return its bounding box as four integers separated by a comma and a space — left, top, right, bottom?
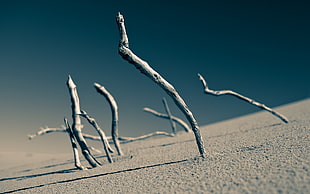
64, 118, 85, 170
198, 73, 289, 123
67, 75, 100, 167
116, 12, 206, 157
94, 83, 123, 156
162, 97, 177, 134
143, 107, 190, 132
79, 110, 114, 163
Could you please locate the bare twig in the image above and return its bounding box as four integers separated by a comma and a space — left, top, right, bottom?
116, 12, 206, 157
94, 83, 123, 156
79, 110, 114, 163
29, 126, 173, 143
64, 118, 85, 170
162, 97, 177, 134
198, 73, 289, 123
143, 107, 190, 132
67, 75, 100, 167
28, 126, 66, 140
117, 131, 174, 143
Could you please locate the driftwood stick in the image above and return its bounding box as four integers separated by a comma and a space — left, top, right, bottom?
29, 127, 173, 144
79, 110, 114, 163
143, 107, 190, 132
116, 12, 206, 158
94, 83, 123, 156
117, 131, 174, 143
64, 118, 85, 170
198, 73, 289, 123
162, 97, 177, 134
67, 75, 100, 167
28, 126, 66, 140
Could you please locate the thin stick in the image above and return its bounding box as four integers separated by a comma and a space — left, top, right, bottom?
162, 97, 177, 134
79, 110, 114, 163
117, 131, 174, 143
198, 73, 289, 123
67, 75, 100, 167
143, 107, 190, 132
28, 126, 66, 140
94, 83, 123, 156
116, 12, 206, 158
29, 127, 173, 144
64, 118, 85, 170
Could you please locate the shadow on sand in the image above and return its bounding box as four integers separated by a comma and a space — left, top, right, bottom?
2, 159, 190, 193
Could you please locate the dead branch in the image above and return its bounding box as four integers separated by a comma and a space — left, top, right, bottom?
29, 126, 173, 144
64, 118, 85, 170
198, 73, 289, 123
162, 97, 177, 134
94, 83, 123, 155
28, 126, 66, 140
116, 12, 206, 158
79, 110, 114, 163
67, 75, 100, 167
143, 107, 190, 132
117, 131, 174, 143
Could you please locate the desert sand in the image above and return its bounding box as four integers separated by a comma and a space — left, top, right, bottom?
0, 99, 309, 193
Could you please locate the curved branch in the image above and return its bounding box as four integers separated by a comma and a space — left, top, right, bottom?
198, 73, 289, 123
143, 107, 190, 132
94, 83, 123, 156
116, 12, 205, 158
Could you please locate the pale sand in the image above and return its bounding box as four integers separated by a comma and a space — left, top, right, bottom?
0, 99, 309, 193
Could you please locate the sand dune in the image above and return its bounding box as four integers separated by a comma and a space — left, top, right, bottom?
1, 99, 309, 193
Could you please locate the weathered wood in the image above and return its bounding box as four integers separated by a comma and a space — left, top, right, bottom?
67, 75, 100, 167
198, 73, 289, 123
116, 12, 206, 157
79, 110, 114, 163
143, 107, 190, 132
94, 83, 123, 156
162, 97, 177, 134
64, 118, 85, 170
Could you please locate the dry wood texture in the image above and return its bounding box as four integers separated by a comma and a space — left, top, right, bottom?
116, 12, 206, 157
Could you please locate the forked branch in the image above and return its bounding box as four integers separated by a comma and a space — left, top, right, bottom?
143, 107, 190, 132
116, 12, 206, 157
198, 73, 289, 123
67, 75, 101, 167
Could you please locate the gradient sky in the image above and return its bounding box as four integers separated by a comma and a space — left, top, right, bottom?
0, 0, 309, 154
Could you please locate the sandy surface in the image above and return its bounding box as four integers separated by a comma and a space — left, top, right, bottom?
1, 99, 309, 193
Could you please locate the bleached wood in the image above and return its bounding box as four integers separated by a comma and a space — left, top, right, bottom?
29, 127, 173, 144
67, 75, 100, 167
64, 118, 85, 170
117, 131, 174, 143
116, 12, 206, 158
143, 107, 190, 132
162, 97, 177, 134
198, 73, 289, 123
94, 83, 123, 156
79, 110, 114, 163
28, 126, 66, 140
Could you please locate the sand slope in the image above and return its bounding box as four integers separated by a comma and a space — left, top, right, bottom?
1, 99, 309, 193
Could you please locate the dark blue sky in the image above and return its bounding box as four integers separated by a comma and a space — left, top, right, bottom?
0, 0, 309, 153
